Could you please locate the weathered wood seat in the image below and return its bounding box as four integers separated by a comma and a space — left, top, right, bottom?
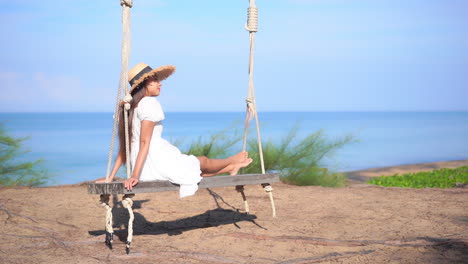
87, 173, 280, 195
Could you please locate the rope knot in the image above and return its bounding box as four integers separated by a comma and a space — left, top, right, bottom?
124, 93, 133, 103
264, 185, 273, 192
120, 0, 133, 8
122, 197, 133, 208
245, 6, 258, 32
123, 93, 133, 110
245, 98, 256, 121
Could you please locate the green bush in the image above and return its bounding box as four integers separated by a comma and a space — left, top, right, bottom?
367, 166, 468, 188
182, 124, 355, 187
0, 123, 50, 186
183, 124, 242, 159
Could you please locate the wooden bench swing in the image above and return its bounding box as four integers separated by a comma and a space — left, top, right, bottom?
87, 0, 279, 254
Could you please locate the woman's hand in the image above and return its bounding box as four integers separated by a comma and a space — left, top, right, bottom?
124, 177, 139, 190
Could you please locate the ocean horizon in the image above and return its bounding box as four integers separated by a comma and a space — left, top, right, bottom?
1, 111, 467, 186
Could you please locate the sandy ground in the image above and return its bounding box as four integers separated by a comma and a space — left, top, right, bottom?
0, 160, 467, 264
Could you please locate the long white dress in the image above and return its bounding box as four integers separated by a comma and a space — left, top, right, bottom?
130, 96, 202, 198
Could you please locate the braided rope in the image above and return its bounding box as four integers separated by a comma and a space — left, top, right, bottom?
123, 108, 132, 178
105, 0, 132, 182
105, 87, 122, 181
121, 1, 132, 179
122, 196, 134, 244
100, 195, 114, 234
263, 185, 276, 218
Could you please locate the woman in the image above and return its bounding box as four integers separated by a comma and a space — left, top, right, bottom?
100, 63, 253, 198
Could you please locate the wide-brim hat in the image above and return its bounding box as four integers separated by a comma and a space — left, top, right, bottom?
128, 63, 176, 94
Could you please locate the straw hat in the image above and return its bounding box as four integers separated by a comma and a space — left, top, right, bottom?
128, 63, 176, 94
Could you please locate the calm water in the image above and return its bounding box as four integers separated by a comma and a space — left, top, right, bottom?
1, 112, 467, 185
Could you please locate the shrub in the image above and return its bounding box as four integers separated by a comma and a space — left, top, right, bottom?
0, 123, 50, 186
182, 124, 355, 187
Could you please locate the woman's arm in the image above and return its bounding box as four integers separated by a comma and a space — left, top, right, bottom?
124, 120, 155, 190
96, 151, 124, 183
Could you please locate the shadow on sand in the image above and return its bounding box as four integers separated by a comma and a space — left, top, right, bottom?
88, 188, 264, 242
422, 236, 468, 263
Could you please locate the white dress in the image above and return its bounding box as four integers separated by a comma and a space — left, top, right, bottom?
130, 97, 202, 198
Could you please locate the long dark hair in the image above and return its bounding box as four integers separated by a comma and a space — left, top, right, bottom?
118, 83, 147, 163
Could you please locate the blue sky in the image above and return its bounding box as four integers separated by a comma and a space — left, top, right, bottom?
1, 0, 467, 112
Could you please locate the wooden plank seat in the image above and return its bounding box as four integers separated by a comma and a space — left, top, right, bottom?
88, 173, 280, 195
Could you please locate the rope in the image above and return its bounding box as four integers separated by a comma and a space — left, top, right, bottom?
263, 184, 276, 218
105, 0, 133, 182
121, 1, 132, 179
236, 185, 250, 213
123, 106, 131, 178
245, 5, 258, 32
123, 93, 133, 179
105, 85, 123, 181
120, 0, 133, 8
241, 1, 277, 218
122, 195, 134, 246
242, 0, 265, 175
100, 195, 114, 234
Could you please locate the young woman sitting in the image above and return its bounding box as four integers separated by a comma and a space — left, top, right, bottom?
98, 63, 253, 198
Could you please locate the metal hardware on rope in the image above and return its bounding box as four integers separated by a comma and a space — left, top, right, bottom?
235, 185, 250, 213
120, 0, 133, 8
122, 194, 135, 254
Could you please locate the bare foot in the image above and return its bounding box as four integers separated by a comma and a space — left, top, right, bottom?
228, 151, 249, 163
229, 158, 253, 176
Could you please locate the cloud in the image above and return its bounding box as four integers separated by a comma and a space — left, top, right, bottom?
34, 73, 83, 103
0, 71, 114, 112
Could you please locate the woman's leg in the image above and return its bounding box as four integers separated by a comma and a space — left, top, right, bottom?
197, 151, 252, 177
197, 157, 233, 176
197, 156, 231, 175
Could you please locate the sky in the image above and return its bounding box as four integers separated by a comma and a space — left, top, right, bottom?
0, 0, 467, 112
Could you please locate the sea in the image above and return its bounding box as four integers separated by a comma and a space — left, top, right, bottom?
1, 112, 467, 186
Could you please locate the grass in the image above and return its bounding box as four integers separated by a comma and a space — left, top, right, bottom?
367, 166, 468, 188
180, 124, 356, 187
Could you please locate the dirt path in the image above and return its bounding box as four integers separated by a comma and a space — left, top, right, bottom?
0, 161, 467, 263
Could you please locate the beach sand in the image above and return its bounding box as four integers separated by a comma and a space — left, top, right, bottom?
1, 160, 467, 263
